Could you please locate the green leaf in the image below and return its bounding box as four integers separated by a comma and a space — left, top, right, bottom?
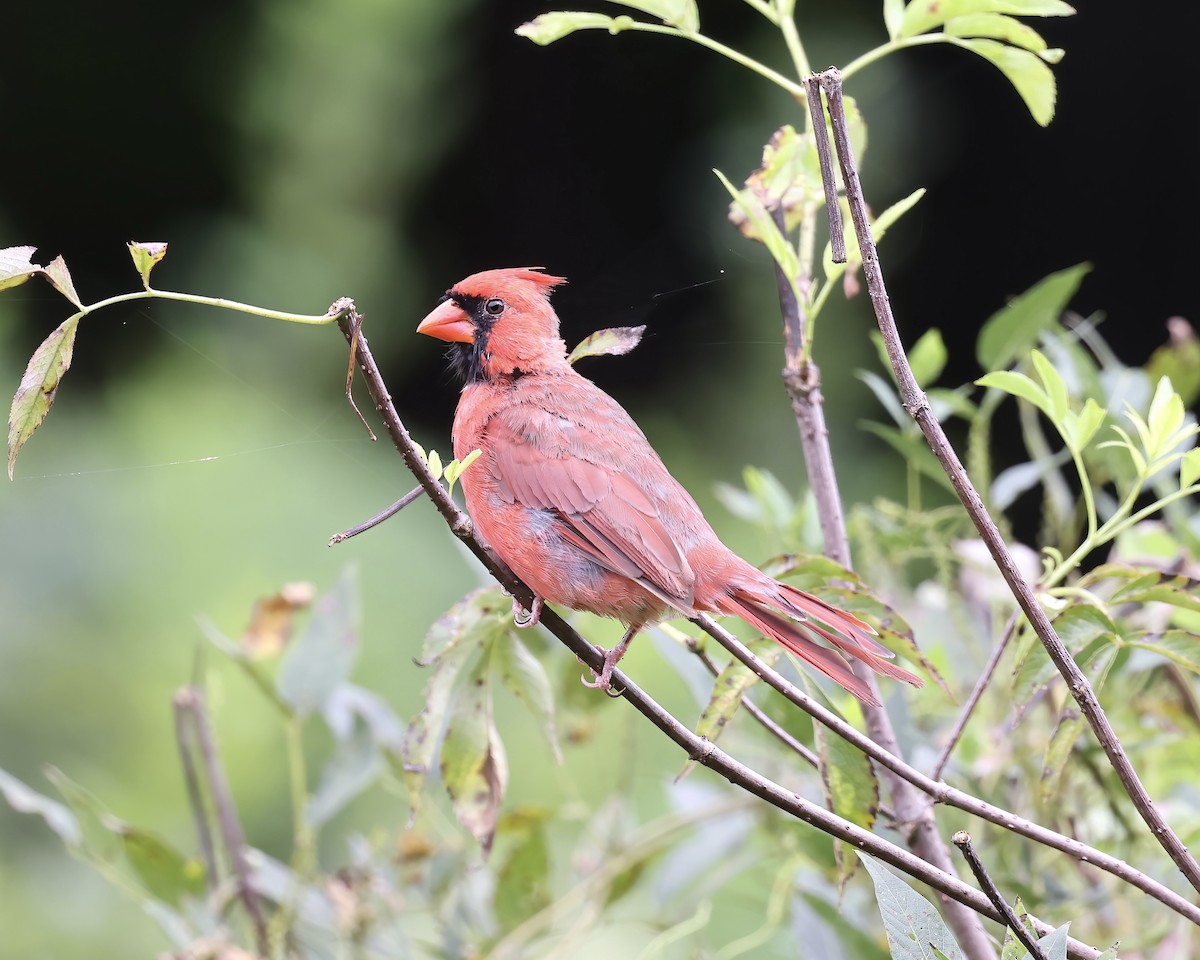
1061, 398, 1106, 451
40, 255, 84, 310
857, 369, 909, 428
491, 630, 562, 762
975, 263, 1090, 369
494, 824, 552, 931
1145, 318, 1200, 407
906, 328, 948, 387
118, 825, 207, 905
444, 448, 481, 494
0, 767, 81, 848
44, 766, 123, 865
417, 586, 511, 666
1145, 375, 1185, 460
8, 313, 82, 480
441, 656, 508, 853
944, 13, 1049, 51
307, 712, 381, 827
900, 0, 1074, 39
515, 12, 617, 45
860, 421, 957, 494
1182, 448, 1200, 489
602, 0, 699, 31
0, 245, 41, 290
823, 188, 925, 280
951, 37, 1057, 124
685, 639, 774, 779
277, 565, 361, 716
1029, 350, 1068, 420
976, 370, 1049, 415
716, 167, 799, 283
568, 325, 647, 364
1012, 605, 1118, 709
883, 0, 906, 38
127, 240, 168, 288
816, 692, 878, 886
1128, 631, 1200, 675
857, 852, 964, 960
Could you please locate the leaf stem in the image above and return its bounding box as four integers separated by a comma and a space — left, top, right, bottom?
78, 288, 343, 326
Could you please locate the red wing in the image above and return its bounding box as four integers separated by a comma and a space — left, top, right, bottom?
486, 421, 695, 609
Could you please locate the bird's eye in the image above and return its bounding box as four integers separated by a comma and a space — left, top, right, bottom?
484, 298, 506, 316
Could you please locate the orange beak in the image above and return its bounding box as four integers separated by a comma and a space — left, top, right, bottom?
416, 299, 475, 344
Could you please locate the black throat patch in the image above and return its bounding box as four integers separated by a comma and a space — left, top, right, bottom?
444, 292, 493, 385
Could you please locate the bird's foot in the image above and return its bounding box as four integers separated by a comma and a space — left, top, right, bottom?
580, 627, 638, 697
512, 596, 543, 628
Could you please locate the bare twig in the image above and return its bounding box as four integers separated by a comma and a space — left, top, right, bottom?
803, 75, 845, 264
688, 612, 1200, 927
931, 612, 1020, 781
769, 191, 993, 955
174, 686, 269, 955
954, 832, 1050, 960
814, 65, 1200, 895
173, 693, 217, 890
329, 484, 425, 545
333, 308, 1100, 958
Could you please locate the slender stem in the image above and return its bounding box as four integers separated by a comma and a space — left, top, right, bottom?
953, 832, 1050, 960
175, 686, 270, 955
335, 308, 1102, 956
817, 66, 1200, 894
78, 287, 343, 326
328, 484, 426, 545
778, 10, 811, 80
841, 34, 945, 82
931, 613, 1020, 781
172, 692, 218, 890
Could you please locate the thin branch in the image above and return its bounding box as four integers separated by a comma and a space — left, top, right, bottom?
173, 693, 217, 890
329, 484, 425, 545
953, 832, 1050, 960
814, 65, 1200, 895
174, 686, 269, 955
802, 76, 845, 264
333, 307, 1101, 958
931, 612, 1020, 781
687, 612, 1200, 927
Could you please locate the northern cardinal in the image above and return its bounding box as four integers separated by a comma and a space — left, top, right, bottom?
417, 267, 923, 706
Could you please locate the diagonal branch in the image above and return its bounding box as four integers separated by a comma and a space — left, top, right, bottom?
333, 306, 1103, 958
812, 66, 1200, 894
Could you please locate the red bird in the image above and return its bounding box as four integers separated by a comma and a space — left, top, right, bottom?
417, 267, 923, 706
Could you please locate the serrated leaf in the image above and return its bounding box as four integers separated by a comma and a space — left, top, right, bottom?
495, 824, 551, 931
1012, 605, 1118, 709
515, 12, 617, 45
119, 825, 207, 905
0, 767, 81, 848
399, 630, 480, 817
44, 767, 123, 865
8, 313, 82, 480
441, 657, 508, 853
1, 246, 41, 291
976, 264, 1090, 369
907, 328, 949, 387
127, 241, 168, 288
900, 0, 1074, 38
857, 852, 964, 960
277, 565, 361, 716
568, 325, 647, 364
491, 630, 562, 762
1128, 631, 1200, 675
40, 255, 84, 310
307, 712, 381, 826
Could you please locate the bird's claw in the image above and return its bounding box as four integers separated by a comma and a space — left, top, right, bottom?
512, 596, 543, 628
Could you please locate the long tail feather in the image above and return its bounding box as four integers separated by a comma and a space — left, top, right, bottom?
716, 583, 924, 705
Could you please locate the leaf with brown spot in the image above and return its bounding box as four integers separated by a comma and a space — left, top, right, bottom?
8, 313, 82, 479
40, 255, 84, 310
241, 581, 316, 658
0, 246, 40, 291
440, 657, 508, 854
127, 240, 168, 288
568, 325, 647, 364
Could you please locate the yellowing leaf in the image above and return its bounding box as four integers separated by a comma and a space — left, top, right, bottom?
568, 325, 647, 364
241, 581, 316, 658
441, 657, 508, 853
127, 240, 168, 288
516, 12, 616, 45
0, 246, 40, 291
8, 313, 82, 479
